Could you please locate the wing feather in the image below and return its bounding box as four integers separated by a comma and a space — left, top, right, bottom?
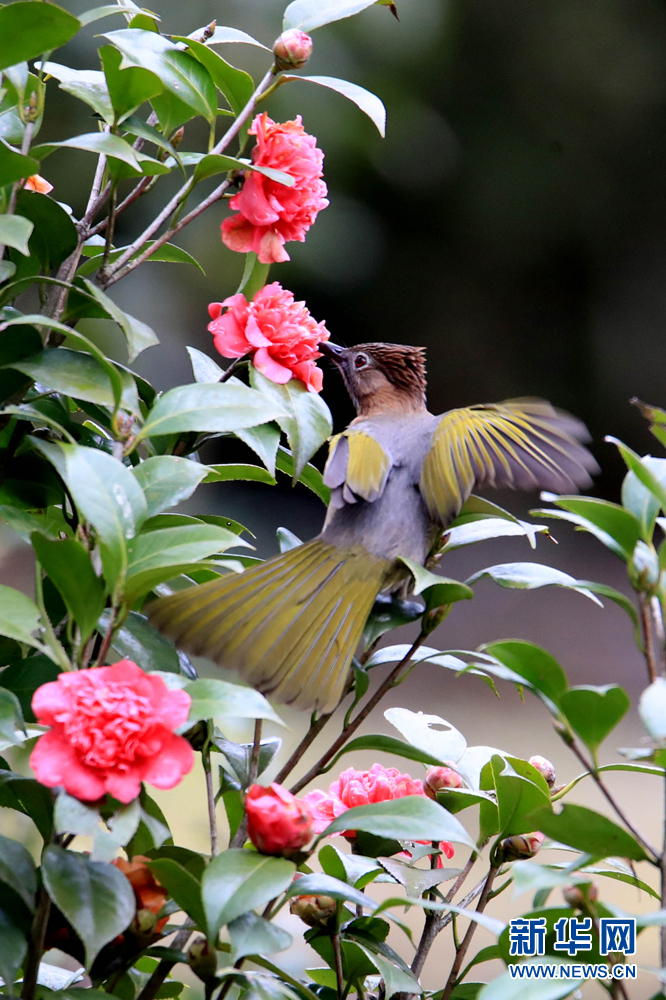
420, 400, 598, 524
323, 430, 392, 507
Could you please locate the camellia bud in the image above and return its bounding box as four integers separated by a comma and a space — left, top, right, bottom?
273, 29, 313, 71
562, 882, 598, 910
188, 937, 218, 982
529, 755, 556, 787
246, 782, 314, 858
497, 831, 544, 863
424, 766, 463, 799
129, 907, 158, 941
289, 893, 337, 929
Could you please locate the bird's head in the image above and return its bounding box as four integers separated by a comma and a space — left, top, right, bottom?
319, 341, 427, 416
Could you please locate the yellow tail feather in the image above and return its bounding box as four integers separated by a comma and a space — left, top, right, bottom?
147, 541, 391, 713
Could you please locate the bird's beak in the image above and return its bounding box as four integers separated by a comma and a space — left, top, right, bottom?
318, 341, 346, 362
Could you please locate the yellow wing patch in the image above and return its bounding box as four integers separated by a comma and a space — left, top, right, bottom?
420, 400, 597, 525
324, 430, 391, 503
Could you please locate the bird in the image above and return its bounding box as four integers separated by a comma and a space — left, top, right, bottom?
148, 341, 598, 713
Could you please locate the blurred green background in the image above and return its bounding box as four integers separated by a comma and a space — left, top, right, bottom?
4, 1, 666, 993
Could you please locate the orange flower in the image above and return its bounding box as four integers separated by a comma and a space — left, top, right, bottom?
24, 174, 53, 194
114, 855, 168, 931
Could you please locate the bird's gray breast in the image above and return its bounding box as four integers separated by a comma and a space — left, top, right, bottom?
320, 412, 438, 562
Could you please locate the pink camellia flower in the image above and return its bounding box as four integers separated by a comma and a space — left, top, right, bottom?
208, 281, 329, 392
273, 29, 313, 70
221, 113, 328, 264
246, 782, 315, 857
24, 174, 53, 194
424, 766, 463, 799
30, 660, 194, 804
303, 763, 455, 861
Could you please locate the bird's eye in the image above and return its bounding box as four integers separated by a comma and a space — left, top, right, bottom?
354, 353, 369, 370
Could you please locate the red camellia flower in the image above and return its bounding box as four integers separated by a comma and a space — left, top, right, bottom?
30, 660, 194, 803
303, 763, 454, 860
221, 113, 328, 264
246, 782, 315, 857
208, 281, 329, 392
113, 855, 169, 932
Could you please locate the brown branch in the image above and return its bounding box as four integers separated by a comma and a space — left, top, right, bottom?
249, 719, 263, 787
332, 933, 344, 1000
410, 853, 478, 980
640, 595, 658, 684
135, 921, 194, 1000
439, 866, 499, 1000
202, 723, 218, 858
20, 884, 51, 1000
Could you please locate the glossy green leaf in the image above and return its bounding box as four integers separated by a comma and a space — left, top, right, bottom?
229, 911, 292, 962
283, 0, 376, 31
177, 38, 254, 117
104, 29, 216, 122
132, 456, 210, 518
0, 654, 59, 722
14, 190, 78, 272
202, 850, 295, 941
185, 678, 285, 727
33, 132, 145, 169
0, 3, 80, 72
399, 556, 474, 606
147, 858, 206, 930
378, 856, 461, 896
192, 152, 295, 187
186, 345, 224, 383
0, 585, 44, 649
42, 844, 135, 968
639, 677, 666, 740
353, 941, 421, 998
384, 707, 467, 763
481, 756, 550, 842
99, 44, 162, 124
32, 533, 105, 643
622, 463, 663, 541
527, 803, 648, 861
559, 684, 630, 757
275, 446, 330, 504
204, 463, 276, 486
0, 215, 32, 256
285, 873, 376, 910
78, 4, 142, 25
77, 240, 203, 277
135, 381, 285, 442
441, 517, 548, 553
100, 609, 192, 675
0, 895, 28, 992
125, 524, 245, 598
0, 137, 38, 187
478, 960, 578, 1000
608, 436, 666, 514
537, 493, 642, 560
482, 640, 568, 707
282, 75, 385, 136
250, 368, 331, 479
467, 562, 602, 605
39, 61, 114, 123
150, 88, 197, 134
322, 796, 475, 848
0, 769, 54, 839
83, 280, 159, 361
6, 347, 121, 407
0, 686, 25, 745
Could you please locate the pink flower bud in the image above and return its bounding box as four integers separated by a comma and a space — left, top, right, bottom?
188, 937, 218, 981
529, 755, 556, 787
497, 831, 544, 863
273, 29, 313, 70
562, 882, 598, 910
246, 782, 314, 857
289, 893, 337, 928
129, 907, 158, 942
424, 766, 463, 799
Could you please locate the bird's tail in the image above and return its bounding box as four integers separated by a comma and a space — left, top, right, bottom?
147, 540, 391, 713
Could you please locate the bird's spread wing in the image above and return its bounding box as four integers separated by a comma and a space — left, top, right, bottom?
323, 430, 392, 508
420, 399, 598, 525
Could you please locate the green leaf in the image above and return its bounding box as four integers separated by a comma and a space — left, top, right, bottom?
32, 533, 105, 643
237, 250, 270, 300
33, 132, 147, 170
398, 556, 474, 607
150, 88, 197, 135
78, 4, 143, 25
478, 960, 578, 1000
192, 152, 295, 187
352, 941, 421, 998
14, 190, 78, 272
39, 60, 114, 123
608, 436, 666, 514
83, 280, 159, 362
481, 756, 550, 842
322, 796, 475, 848
250, 369, 332, 479
236, 423, 281, 477
5, 347, 121, 407
622, 463, 663, 541
147, 858, 206, 930
32, 439, 147, 593
127, 523, 247, 574
537, 493, 642, 560
77, 240, 203, 278
0, 686, 26, 745
467, 561, 602, 605
41, 844, 135, 968
639, 677, 666, 741
104, 29, 216, 122
177, 38, 254, 117
383, 707, 467, 762
559, 685, 630, 757
100, 609, 192, 675
0, 215, 33, 256
527, 803, 649, 861
319, 733, 447, 775
0, 3, 80, 72
283, 0, 377, 31
204, 463, 276, 486
441, 517, 548, 553
135, 381, 286, 442
282, 75, 385, 136
185, 678, 285, 727
275, 447, 330, 504
54, 790, 102, 838
482, 640, 568, 707
229, 911, 292, 962
186, 345, 224, 383
202, 850, 295, 941
287, 874, 378, 911
0, 585, 44, 650
0, 654, 59, 723
100, 44, 162, 124
0, 137, 38, 187
378, 856, 460, 896
0, 769, 54, 839
132, 456, 210, 518
0, 832, 36, 910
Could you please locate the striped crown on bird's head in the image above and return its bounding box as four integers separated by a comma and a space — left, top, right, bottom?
319, 340, 427, 414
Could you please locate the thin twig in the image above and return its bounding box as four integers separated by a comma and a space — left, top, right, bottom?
661, 772, 666, 968
135, 920, 194, 1000
640, 595, 658, 684
289, 633, 428, 795
20, 884, 51, 1000
439, 866, 499, 1000
249, 719, 263, 787
94, 605, 118, 668
98, 184, 118, 278
332, 933, 344, 1000
203, 721, 218, 857
88, 176, 156, 236
651, 595, 666, 677
409, 853, 478, 980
